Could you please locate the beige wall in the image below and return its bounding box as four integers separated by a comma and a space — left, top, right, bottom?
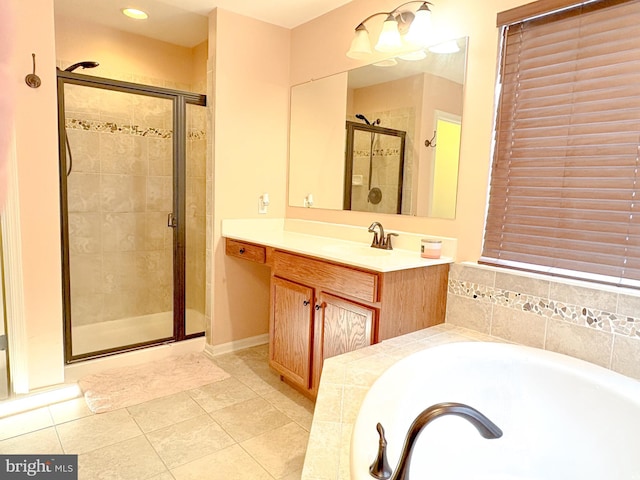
8, 0, 64, 389
55, 16, 197, 90
209, 9, 290, 346
289, 0, 530, 261
289, 73, 347, 210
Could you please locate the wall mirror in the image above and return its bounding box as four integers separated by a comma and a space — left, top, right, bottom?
288, 37, 468, 218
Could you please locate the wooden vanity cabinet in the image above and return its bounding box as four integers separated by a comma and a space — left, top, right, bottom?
270, 277, 314, 390
271, 250, 378, 396
224, 238, 449, 397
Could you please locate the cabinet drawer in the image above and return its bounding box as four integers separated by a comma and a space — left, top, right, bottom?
273, 251, 378, 303
225, 238, 266, 264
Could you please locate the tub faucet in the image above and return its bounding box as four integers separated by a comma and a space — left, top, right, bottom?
369, 402, 503, 480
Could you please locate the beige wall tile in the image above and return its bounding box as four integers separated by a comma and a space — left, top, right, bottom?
616, 293, 640, 317
495, 271, 550, 298
68, 213, 102, 254
66, 129, 100, 174
611, 334, 640, 381
101, 174, 147, 212
69, 253, 102, 295
67, 173, 101, 213
148, 137, 172, 176
449, 263, 496, 285
549, 282, 618, 313
491, 305, 546, 348
545, 319, 613, 369
100, 133, 148, 175
102, 213, 146, 253
445, 294, 492, 334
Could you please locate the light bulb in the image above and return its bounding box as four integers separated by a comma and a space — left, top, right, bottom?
347, 25, 373, 59
405, 4, 432, 48
375, 15, 403, 52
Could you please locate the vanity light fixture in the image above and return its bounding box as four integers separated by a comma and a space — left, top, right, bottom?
346, 1, 433, 60
122, 8, 149, 20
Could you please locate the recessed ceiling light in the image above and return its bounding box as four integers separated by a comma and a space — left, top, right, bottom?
122, 8, 148, 20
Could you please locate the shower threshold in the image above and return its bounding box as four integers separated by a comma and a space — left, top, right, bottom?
71, 309, 205, 357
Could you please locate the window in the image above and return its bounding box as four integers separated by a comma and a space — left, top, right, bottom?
481, 0, 640, 288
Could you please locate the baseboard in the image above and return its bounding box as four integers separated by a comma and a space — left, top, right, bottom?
204, 334, 269, 358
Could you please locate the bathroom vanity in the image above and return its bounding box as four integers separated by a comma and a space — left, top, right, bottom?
223, 219, 453, 397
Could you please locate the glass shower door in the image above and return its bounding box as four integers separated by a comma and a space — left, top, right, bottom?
185, 103, 206, 337
63, 83, 176, 358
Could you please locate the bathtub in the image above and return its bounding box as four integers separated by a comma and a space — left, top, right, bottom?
351, 342, 640, 480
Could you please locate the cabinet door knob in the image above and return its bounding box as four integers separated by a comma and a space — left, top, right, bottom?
315, 304, 321, 311
239, 248, 245, 254
303, 300, 310, 306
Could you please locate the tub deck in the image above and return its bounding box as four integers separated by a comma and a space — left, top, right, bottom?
301, 323, 497, 479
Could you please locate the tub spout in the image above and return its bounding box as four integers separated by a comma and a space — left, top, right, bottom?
370, 402, 502, 480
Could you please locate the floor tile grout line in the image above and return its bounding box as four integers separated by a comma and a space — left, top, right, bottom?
0, 344, 309, 479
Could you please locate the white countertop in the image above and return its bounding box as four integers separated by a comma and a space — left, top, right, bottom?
222, 219, 454, 273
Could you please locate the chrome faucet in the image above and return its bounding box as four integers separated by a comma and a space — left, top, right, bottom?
369, 402, 503, 480
368, 222, 399, 250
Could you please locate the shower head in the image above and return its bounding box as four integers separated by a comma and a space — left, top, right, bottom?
356, 114, 371, 125
356, 114, 381, 126
64, 61, 100, 72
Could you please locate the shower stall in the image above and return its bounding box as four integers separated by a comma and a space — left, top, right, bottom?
57, 69, 207, 362
344, 120, 406, 214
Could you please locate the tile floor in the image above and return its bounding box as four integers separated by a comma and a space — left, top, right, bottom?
0, 345, 315, 479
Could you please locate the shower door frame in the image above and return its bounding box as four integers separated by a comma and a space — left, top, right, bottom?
56, 71, 206, 363
343, 121, 406, 214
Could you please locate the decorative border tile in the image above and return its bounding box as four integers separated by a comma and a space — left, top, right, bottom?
449, 279, 640, 338
66, 118, 206, 140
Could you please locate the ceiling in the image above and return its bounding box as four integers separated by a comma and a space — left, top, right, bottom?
54, 0, 354, 48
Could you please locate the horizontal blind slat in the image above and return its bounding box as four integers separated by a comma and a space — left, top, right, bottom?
485, 0, 640, 287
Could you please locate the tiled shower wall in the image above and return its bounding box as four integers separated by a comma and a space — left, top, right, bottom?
348, 108, 415, 215
65, 84, 206, 327
446, 263, 640, 381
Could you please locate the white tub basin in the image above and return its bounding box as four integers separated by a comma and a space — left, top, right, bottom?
351, 342, 640, 479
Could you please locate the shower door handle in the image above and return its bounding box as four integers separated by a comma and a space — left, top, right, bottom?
167, 213, 177, 228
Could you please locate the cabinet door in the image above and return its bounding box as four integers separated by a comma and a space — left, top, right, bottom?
270, 277, 314, 390
319, 293, 376, 360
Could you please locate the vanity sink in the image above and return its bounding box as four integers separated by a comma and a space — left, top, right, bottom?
320, 243, 393, 257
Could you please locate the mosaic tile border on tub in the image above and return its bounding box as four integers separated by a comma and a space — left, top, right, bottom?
449, 279, 640, 338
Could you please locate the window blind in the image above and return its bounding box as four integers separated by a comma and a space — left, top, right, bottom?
481, 0, 640, 288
